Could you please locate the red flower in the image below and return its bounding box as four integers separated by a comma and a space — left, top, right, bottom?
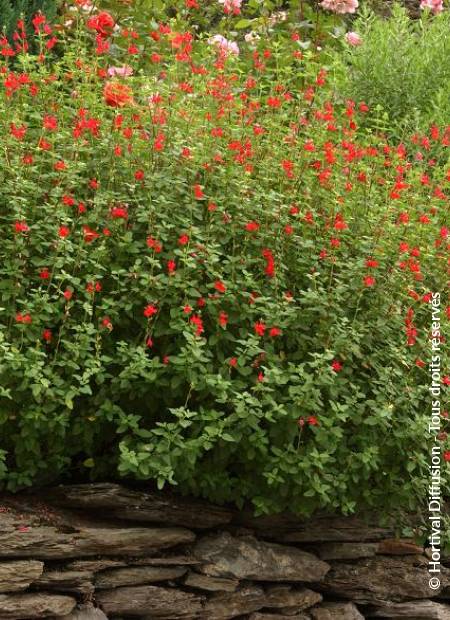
42, 329, 52, 342
229, 357, 238, 367
214, 280, 226, 293
254, 321, 266, 337
333, 214, 348, 231
39, 268, 50, 280
331, 360, 343, 372
167, 260, 176, 274
111, 206, 128, 219
245, 221, 260, 232
83, 226, 99, 243
58, 226, 70, 238
267, 96, 281, 108
444, 451, 450, 462
307, 416, 319, 426
103, 82, 134, 108
262, 248, 275, 277
193, 184, 205, 199
101, 317, 113, 330
43, 114, 57, 131
365, 258, 379, 268
144, 304, 157, 318
178, 234, 189, 246
16, 312, 32, 324
87, 11, 115, 37
86, 281, 102, 294
190, 313, 204, 336
363, 276, 375, 287
14, 221, 29, 233
146, 237, 162, 253
218, 311, 228, 327
269, 327, 281, 337
134, 169, 145, 181
63, 289, 73, 301
62, 194, 75, 207
10, 123, 27, 140
38, 138, 52, 151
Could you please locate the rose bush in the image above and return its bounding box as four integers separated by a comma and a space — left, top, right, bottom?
0, 2, 448, 518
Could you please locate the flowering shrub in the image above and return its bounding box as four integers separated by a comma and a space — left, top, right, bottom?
0, 2, 448, 517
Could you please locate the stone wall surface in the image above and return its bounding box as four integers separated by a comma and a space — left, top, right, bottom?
0, 483, 448, 620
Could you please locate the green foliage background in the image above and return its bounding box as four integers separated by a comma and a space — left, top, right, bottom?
332, 4, 450, 135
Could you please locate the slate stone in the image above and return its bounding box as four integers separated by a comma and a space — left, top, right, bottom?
194, 532, 330, 582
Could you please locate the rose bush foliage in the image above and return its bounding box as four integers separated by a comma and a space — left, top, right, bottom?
0, 2, 448, 517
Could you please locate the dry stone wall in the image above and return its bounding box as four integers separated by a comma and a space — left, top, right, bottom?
0, 483, 449, 619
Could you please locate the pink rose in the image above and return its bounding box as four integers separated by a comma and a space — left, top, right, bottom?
420, 0, 444, 14
345, 31, 362, 46
107, 65, 134, 78
208, 34, 239, 56
320, 0, 359, 14
218, 0, 242, 13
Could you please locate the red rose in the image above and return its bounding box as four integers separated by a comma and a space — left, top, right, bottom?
87, 11, 115, 38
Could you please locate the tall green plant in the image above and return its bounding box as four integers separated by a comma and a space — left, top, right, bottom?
332, 3, 450, 135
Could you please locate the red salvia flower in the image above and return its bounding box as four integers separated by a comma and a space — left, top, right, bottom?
254, 321, 266, 337
262, 248, 275, 277
144, 304, 157, 318
214, 280, 226, 293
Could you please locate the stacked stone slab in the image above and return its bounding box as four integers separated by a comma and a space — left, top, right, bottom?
0, 483, 449, 619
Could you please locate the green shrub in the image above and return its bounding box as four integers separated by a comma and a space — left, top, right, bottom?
0, 3, 448, 517
332, 3, 450, 134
